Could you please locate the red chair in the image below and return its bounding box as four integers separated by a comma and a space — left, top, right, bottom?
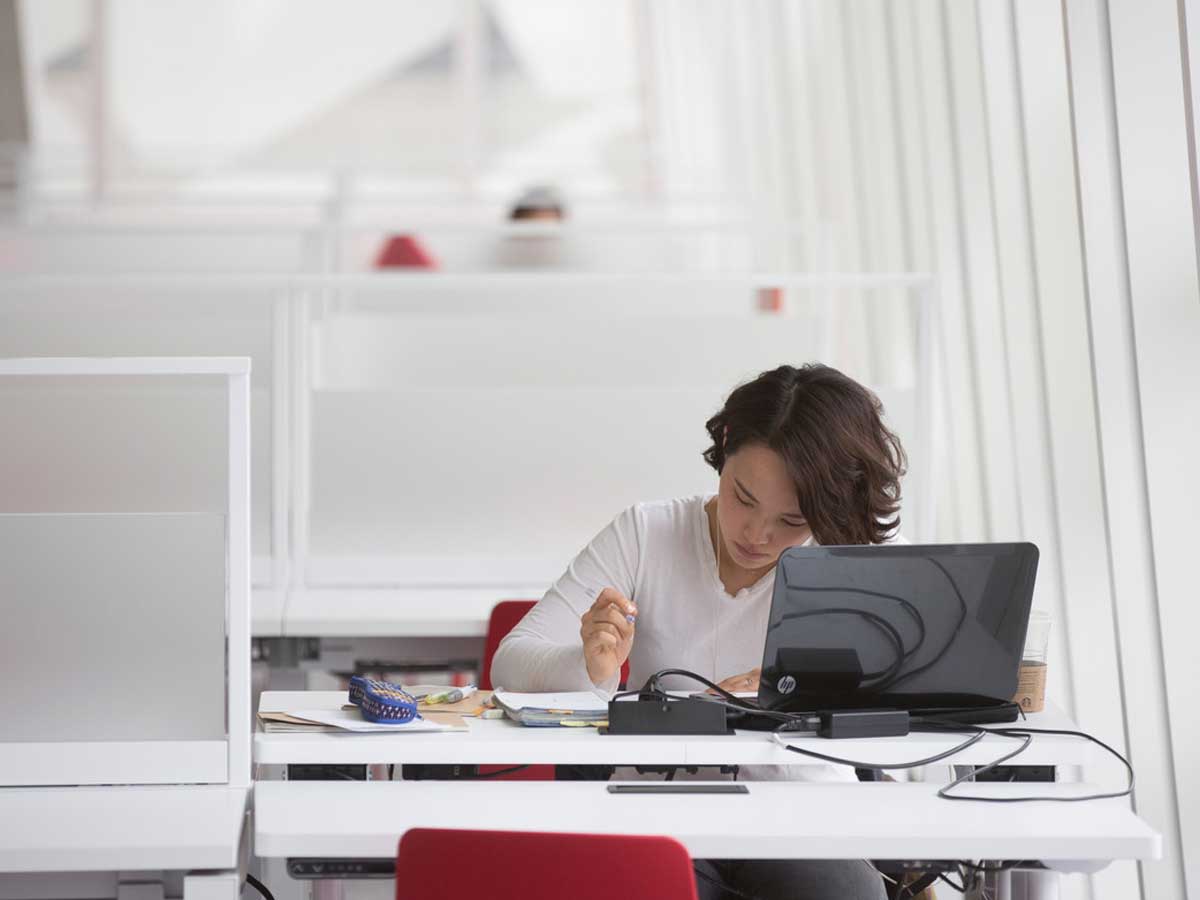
395, 828, 699, 900
480, 600, 537, 691
478, 600, 629, 782
482, 599, 629, 691
479, 601, 548, 780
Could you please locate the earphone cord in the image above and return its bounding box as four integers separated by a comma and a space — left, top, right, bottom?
713, 498, 721, 678
713, 495, 779, 684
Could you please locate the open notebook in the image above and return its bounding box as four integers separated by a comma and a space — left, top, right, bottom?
491, 691, 609, 727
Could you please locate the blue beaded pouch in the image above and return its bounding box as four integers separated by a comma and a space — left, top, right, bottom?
348, 674, 369, 706
348, 676, 419, 724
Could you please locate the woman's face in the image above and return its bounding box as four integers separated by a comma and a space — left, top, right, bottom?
716, 442, 813, 572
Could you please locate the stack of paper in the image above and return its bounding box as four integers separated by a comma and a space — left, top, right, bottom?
276, 708, 464, 733
491, 690, 610, 727
257, 688, 496, 733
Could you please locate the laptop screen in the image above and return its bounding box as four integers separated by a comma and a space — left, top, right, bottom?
757, 543, 1039, 712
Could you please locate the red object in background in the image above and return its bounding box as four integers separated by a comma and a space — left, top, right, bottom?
756, 286, 784, 313
374, 234, 438, 269
478, 599, 628, 781
396, 829, 699, 900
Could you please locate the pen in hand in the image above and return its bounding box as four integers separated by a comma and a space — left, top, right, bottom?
585, 585, 637, 624
581, 586, 637, 687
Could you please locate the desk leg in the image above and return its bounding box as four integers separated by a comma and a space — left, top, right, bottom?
310, 881, 345, 900
1018, 870, 1058, 900
182, 872, 240, 900
988, 869, 1059, 900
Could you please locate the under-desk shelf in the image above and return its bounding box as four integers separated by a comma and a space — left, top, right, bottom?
0, 786, 248, 873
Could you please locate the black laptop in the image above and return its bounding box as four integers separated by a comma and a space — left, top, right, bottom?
756, 543, 1039, 719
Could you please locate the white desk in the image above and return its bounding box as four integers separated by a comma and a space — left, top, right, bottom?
253, 690, 1160, 900
0, 786, 248, 900
254, 780, 1159, 864
255, 691, 1097, 767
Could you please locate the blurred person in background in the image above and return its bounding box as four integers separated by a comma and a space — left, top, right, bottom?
491, 183, 582, 269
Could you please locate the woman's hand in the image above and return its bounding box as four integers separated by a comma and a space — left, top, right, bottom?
580, 587, 637, 687
710, 667, 761, 695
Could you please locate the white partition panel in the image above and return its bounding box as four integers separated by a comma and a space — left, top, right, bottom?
0, 513, 227, 743
0, 226, 317, 274
0, 282, 278, 591
0, 274, 931, 639
335, 222, 800, 274
0, 358, 251, 788
303, 277, 927, 588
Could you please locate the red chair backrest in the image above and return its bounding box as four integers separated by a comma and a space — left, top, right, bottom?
395, 828, 698, 900
481, 599, 629, 690
374, 234, 438, 269
480, 600, 536, 691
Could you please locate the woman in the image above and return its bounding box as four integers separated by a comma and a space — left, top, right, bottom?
491, 363, 906, 900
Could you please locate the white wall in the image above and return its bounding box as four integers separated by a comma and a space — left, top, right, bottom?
1080, 2, 1200, 897
644, 2, 1200, 898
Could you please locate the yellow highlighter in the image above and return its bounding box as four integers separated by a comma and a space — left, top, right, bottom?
424, 685, 477, 706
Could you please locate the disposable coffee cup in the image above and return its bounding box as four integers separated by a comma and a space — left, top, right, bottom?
1013, 610, 1051, 713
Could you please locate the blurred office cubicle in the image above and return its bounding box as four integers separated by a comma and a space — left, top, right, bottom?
0, 0, 932, 691
0, 272, 931, 674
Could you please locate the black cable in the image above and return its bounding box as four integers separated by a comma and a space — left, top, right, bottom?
881, 557, 967, 691
936, 871, 966, 893
774, 558, 971, 696
775, 583, 917, 692
775, 714, 1134, 804
928, 723, 1134, 803
779, 583, 927, 663
701, 693, 806, 726
641, 668, 757, 707
635, 671, 789, 720
956, 858, 1034, 873
631, 668, 812, 726
244, 874, 275, 900
772, 722, 987, 770
910, 723, 1034, 800
774, 607, 907, 684
641, 669, 1130, 801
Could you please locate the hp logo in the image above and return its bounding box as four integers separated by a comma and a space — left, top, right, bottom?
777, 675, 797, 694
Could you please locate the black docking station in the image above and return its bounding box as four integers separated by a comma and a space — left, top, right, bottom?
603, 696, 732, 735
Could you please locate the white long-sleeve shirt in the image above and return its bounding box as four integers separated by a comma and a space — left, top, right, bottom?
490, 494, 854, 782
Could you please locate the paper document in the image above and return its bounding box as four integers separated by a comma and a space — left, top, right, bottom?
286, 708, 465, 733
418, 689, 491, 717
491, 690, 609, 727
491, 691, 609, 713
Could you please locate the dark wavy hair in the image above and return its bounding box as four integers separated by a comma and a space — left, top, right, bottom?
703, 364, 906, 545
